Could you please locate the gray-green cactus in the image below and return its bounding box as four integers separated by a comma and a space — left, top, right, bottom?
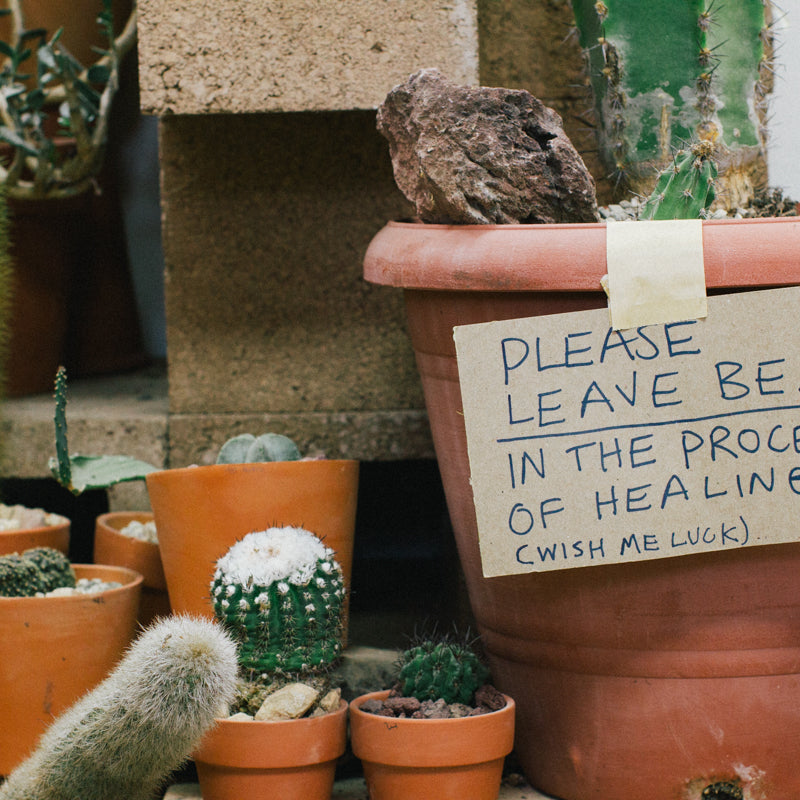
571, 0, 773, 206
51, 366, 303, 494
211, 526, 346, 675
216, 433, 301, 464
0, 547, 75, 597
396, 636, 491, 706
0, 615, 238, 800
639, 140, 718, 221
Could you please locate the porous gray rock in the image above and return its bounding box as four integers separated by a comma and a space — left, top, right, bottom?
377, 68, 598, 224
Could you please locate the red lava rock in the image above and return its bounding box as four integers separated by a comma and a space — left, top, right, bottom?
377, 68, 598, 225
475, 683, 507, 712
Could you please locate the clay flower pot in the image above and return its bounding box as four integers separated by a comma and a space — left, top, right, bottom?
93, 511, 170, 626
349, 690, 515, 800
0, 510, 70, 556
364, 217, 800, 800
145, 460, 358, 625
193, 700, 348, 800
0, 564, 143, 775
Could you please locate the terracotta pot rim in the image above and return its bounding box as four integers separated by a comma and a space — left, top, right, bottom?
95, 512, 158, 551
0, 511, 70, 536
364, 217, 800, 292
350, 689, 515, 726
0, 563, 143, 602
146, 459, 358, 483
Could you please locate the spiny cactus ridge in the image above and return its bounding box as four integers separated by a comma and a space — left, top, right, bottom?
211, 526, 346, 675
571, 0, 772, 203
639, 140, 718, 220
0, 547, 75, 597
397, 637, 491, 706
0, 616, 239, 800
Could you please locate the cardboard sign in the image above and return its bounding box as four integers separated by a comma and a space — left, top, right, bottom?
454, 286, 800, 577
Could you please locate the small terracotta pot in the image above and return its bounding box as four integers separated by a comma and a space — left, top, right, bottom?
0, 512, 70, 556
0, 564, 143, 775
93, 511, 170, 626
349, 690, 515, 800
193, 700, 348, 800
145, 461, 359, 623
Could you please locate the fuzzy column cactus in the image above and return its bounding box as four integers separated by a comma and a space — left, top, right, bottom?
571, 0, 773, 206
0, 616, 238, 800
211, 526, 346, 676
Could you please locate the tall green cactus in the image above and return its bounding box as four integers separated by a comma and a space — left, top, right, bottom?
0, 547, 75, 597
211, 526, 346, 675
572, 0, 772, 206
0, 616, 239, 800
396, 637, 491, 706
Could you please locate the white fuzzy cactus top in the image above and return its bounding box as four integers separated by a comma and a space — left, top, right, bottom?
213, 526, 337, 590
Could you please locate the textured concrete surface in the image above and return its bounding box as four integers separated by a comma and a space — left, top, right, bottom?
138, 0, 479, 115
158, 110, 421, 418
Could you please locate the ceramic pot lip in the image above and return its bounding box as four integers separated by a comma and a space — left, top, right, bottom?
364, 216, 800, 292
194, 699, 349, 768
146, 459, 359, 486
0, 563, 143, 603
95, 512, 158, 551
349, 689, 515, 726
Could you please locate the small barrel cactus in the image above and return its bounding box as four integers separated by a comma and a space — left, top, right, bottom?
0, 547, 75, 597
211, 526, 346, 675
396, 637, 491, 706
639, 140, 718, 221
0, 616, 238, 800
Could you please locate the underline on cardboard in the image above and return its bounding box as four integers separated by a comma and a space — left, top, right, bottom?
495, 402, 800, 444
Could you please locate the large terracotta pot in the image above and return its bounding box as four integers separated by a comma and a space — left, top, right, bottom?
364, 217, 800, 800
94, 511, 171, 627
145, 461, 359, 623
193, 700, 348, 800
0, 511, 70, 556
349, 690, 515, 800
0, 563, 143, 775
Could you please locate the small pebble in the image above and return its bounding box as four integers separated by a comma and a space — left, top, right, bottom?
119, 520, 158, 544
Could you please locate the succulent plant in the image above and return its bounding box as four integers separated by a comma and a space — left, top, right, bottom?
639, 140, 718, 221
396, 636, 491, 706
211, 526, 346, 676
216, 432, 301, 464
0, 615, 239, 800
571, 0, 773, 206
0, 546, 75, 597
0, 0, 137, 200
50, 366, 303, 494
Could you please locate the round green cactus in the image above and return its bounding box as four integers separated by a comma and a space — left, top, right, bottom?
397, 638, 491, 705
0, 547, 75, 597
211, 526, 345, 675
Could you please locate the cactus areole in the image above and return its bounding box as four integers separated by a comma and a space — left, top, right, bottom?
571, 0, 772, 203
211, 527, 346, 675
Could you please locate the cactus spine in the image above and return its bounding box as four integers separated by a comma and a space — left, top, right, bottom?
571, 0, 773, 206
211, 526, 346, 675
639, 140, 718, 221
397, 637, 491, 706
0, 547, 75, 597
0, 615, 239, 800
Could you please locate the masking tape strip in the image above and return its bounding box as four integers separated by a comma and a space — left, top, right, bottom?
606, 219, 707, 331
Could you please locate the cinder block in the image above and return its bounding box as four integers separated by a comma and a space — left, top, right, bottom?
159, 110, 422, 419
138, 0, 479, 115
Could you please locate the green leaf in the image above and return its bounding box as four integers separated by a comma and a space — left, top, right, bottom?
0, 42, 15, 59
0, 127, 38, 156
48, 455, 160, 494
86, 64, 110, 84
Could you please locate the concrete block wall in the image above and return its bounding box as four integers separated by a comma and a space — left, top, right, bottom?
136, 0, 592, 466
